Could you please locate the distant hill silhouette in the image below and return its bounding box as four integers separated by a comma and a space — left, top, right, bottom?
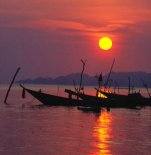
17, 73, 97, 85
17, 71, 151, 87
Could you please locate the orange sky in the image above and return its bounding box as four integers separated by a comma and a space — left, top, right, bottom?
0, 0, 151, 82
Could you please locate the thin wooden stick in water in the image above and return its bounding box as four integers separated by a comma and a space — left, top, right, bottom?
4, 67, 21, 104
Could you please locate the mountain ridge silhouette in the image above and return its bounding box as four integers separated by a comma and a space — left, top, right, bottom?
17, 71, 151, 87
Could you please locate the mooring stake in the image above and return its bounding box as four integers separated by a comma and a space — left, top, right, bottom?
4, 67, 21, 104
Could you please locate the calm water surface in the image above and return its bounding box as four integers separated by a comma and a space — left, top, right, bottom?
0, 84, 151, 155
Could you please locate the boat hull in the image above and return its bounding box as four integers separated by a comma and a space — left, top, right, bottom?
99, 90, 151, 107
20, 85, 99, 107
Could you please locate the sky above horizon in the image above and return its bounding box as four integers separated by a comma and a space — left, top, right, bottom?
0, 0, 151, 83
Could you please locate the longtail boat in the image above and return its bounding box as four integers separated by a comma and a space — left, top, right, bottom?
20, 85, 150, 109
65, 89, 109, 106
98, 89, 151, 107
20, 84, 85, 106
65, 88, 151, 108
20, 85, 102, 107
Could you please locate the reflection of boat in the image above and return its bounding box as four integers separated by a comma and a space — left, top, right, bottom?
98, 89, 151, 108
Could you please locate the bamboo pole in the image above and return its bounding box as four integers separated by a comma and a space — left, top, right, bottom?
4, 67, 21, 104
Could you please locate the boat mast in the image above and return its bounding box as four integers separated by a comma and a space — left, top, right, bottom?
104, 58, 115, 90
95, 73, 103, 96
128, 77, 131, 94
78, 59, 87, 94
141, 79, 151, 98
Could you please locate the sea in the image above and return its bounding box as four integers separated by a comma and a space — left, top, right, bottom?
0, 84, 151, 155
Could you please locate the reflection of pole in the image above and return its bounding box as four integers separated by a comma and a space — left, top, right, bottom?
4, 67, 21, 104
104, 58, 115, 89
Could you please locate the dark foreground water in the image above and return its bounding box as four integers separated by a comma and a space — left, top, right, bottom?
0, 85, 151, 155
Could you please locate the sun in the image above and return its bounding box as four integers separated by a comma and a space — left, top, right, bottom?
99, 37, 112, 51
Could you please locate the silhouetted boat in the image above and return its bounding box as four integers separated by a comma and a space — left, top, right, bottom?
20, 84, 86, 106
65, 87, 151, 108
20, 84, 150, 109
20, 85, 103, 107
98, 89, 151, 107
65, 89, 109, 106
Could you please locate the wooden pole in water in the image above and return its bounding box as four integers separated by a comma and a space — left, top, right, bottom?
4, 67, 21, 104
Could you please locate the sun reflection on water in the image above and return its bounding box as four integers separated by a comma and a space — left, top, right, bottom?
92, 111, 112, 155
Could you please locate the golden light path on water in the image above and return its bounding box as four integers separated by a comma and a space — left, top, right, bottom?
92, 111, 112, 155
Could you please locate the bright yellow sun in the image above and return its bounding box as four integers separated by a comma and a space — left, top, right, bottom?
99, 37, 112, 51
